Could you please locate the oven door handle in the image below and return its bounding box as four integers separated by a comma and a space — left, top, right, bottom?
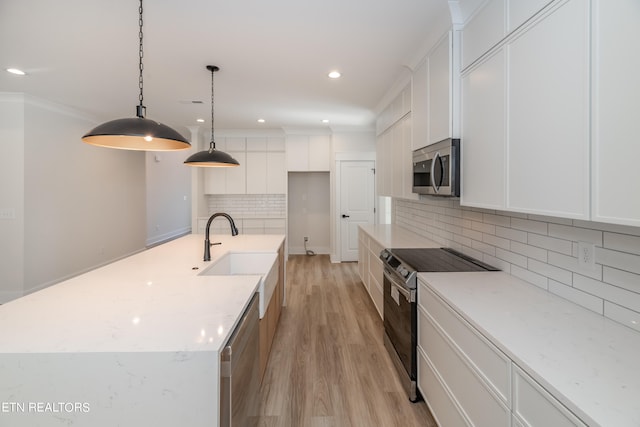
383, 268, 412, 302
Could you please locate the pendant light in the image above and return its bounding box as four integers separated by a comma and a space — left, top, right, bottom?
81, 0, 190, 151
184, 66, 239, 167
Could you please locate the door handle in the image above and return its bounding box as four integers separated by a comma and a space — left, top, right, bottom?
342, 214, 350, 218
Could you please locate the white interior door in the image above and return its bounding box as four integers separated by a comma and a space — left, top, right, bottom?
339, 160, 375, 261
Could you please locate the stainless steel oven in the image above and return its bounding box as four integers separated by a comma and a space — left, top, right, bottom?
412, 138, 460, 196
380, 247, 498, 402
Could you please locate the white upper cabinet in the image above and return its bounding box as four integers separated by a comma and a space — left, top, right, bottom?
591, 0, 640, 227
461, 0, 505, 70
508, 0, 554, 32
286, 134, 331, 172
205, 135, 284, 195
461, 0, 590, 220
428, 31, 459, 144
412, 58, 428, 150
204, 151, 246, 195
413, 31, 460, 150
462, 0, 559, 70
461, 49, 506, 210
506, 0, 590, 219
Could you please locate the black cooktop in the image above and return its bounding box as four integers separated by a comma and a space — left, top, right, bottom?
388, 247, 499, 272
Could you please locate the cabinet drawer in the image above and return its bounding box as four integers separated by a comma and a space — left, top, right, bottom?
512, 365, 587, 427
368, 239, 383, 259
418, 305, 511, 427
369, 256, 383, 290
417, 347, 471, 427
369, 271, 383, 319
419, 279, 511, 405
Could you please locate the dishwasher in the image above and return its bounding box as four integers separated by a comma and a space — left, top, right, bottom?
220, 293, 260, 427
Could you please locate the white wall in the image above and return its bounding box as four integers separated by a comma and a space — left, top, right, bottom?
0, 93, 25, 302
288, 172, 330, 254
0, 94, 148, 301
145, 148, 192, 247
395, 197, 640, 333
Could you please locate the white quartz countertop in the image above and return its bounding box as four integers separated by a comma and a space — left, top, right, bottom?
0, 234, 285, 354
418, 271, 640, 427
359, 224, 439, 249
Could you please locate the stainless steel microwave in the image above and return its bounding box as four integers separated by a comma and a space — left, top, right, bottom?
412, 138, 460, 197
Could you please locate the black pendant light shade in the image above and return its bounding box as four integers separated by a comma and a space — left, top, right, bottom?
82, 116, 190, 151
81, 0, 190, 151
184, 65, 240, 167
183, 145, 240, 167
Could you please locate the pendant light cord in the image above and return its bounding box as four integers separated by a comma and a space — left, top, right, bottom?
136, 0, 146, 118
209, 66, 217, 152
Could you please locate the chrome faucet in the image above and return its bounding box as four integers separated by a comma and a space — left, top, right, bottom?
203, 212, 239, 261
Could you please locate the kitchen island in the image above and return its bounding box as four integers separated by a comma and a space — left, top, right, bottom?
0, 233, 285, 427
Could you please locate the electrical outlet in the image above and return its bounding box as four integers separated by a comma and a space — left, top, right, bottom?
304, 237, 309, 242
578, 242, 595, 270
0, 208, 15, 220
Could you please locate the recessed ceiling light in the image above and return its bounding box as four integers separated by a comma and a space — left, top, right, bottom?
322, 119, 330, 123
257, 119, 266, 123
196, 118, 205, 123
6, 68, 26, 76
328, 71, 341, 79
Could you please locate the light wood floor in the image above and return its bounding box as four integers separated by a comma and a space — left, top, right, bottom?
257, 255, 437, 427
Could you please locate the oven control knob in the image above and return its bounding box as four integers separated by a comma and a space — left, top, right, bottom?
398, 267, 409, 277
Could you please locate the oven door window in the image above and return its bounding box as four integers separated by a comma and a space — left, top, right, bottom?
383, 273, 414, 377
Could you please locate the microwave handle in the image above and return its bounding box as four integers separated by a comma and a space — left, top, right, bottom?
430, 151, 441, 194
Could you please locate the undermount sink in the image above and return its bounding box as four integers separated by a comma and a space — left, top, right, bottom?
200, 252, 278, 318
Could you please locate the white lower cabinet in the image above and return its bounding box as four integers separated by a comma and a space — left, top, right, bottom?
418, 277, 587, 427
418, 282, 510, 427
356, 228, 384, 319
512, 365, 587, 427
418, 347, 471, 427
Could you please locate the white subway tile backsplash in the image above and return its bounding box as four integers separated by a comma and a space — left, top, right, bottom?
495, 226, 527, 243
511, 217, 548, 235
527, 213, 574, 226
603, 302, 640, 334
510, 241, 548, 262
574, 274, 640, 313
471, 221, 496, 235
548, 251, 603, 281
548, 223, 603, 245
482, 233, 510, 250
548, 280, 604, 314
574, 219, 640, 237
603, 267, 640, 294
604, 232, 640, 256
207, 194, 286, 219
461, 227, 483, 242
596, 247, 640, 275
483, 213, 511, 227
511, 265, 548, 290
394, 197, 640, 331
527, 233, 573, 255
471, 240, 496, 256
495, 248, 527, 268
528, 259, 572, 285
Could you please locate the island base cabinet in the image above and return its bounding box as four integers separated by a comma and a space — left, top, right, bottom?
512, 365, 587, 427
259, 242, 285, 380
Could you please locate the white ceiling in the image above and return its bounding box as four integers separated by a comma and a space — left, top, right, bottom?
0, 0, 450, 136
